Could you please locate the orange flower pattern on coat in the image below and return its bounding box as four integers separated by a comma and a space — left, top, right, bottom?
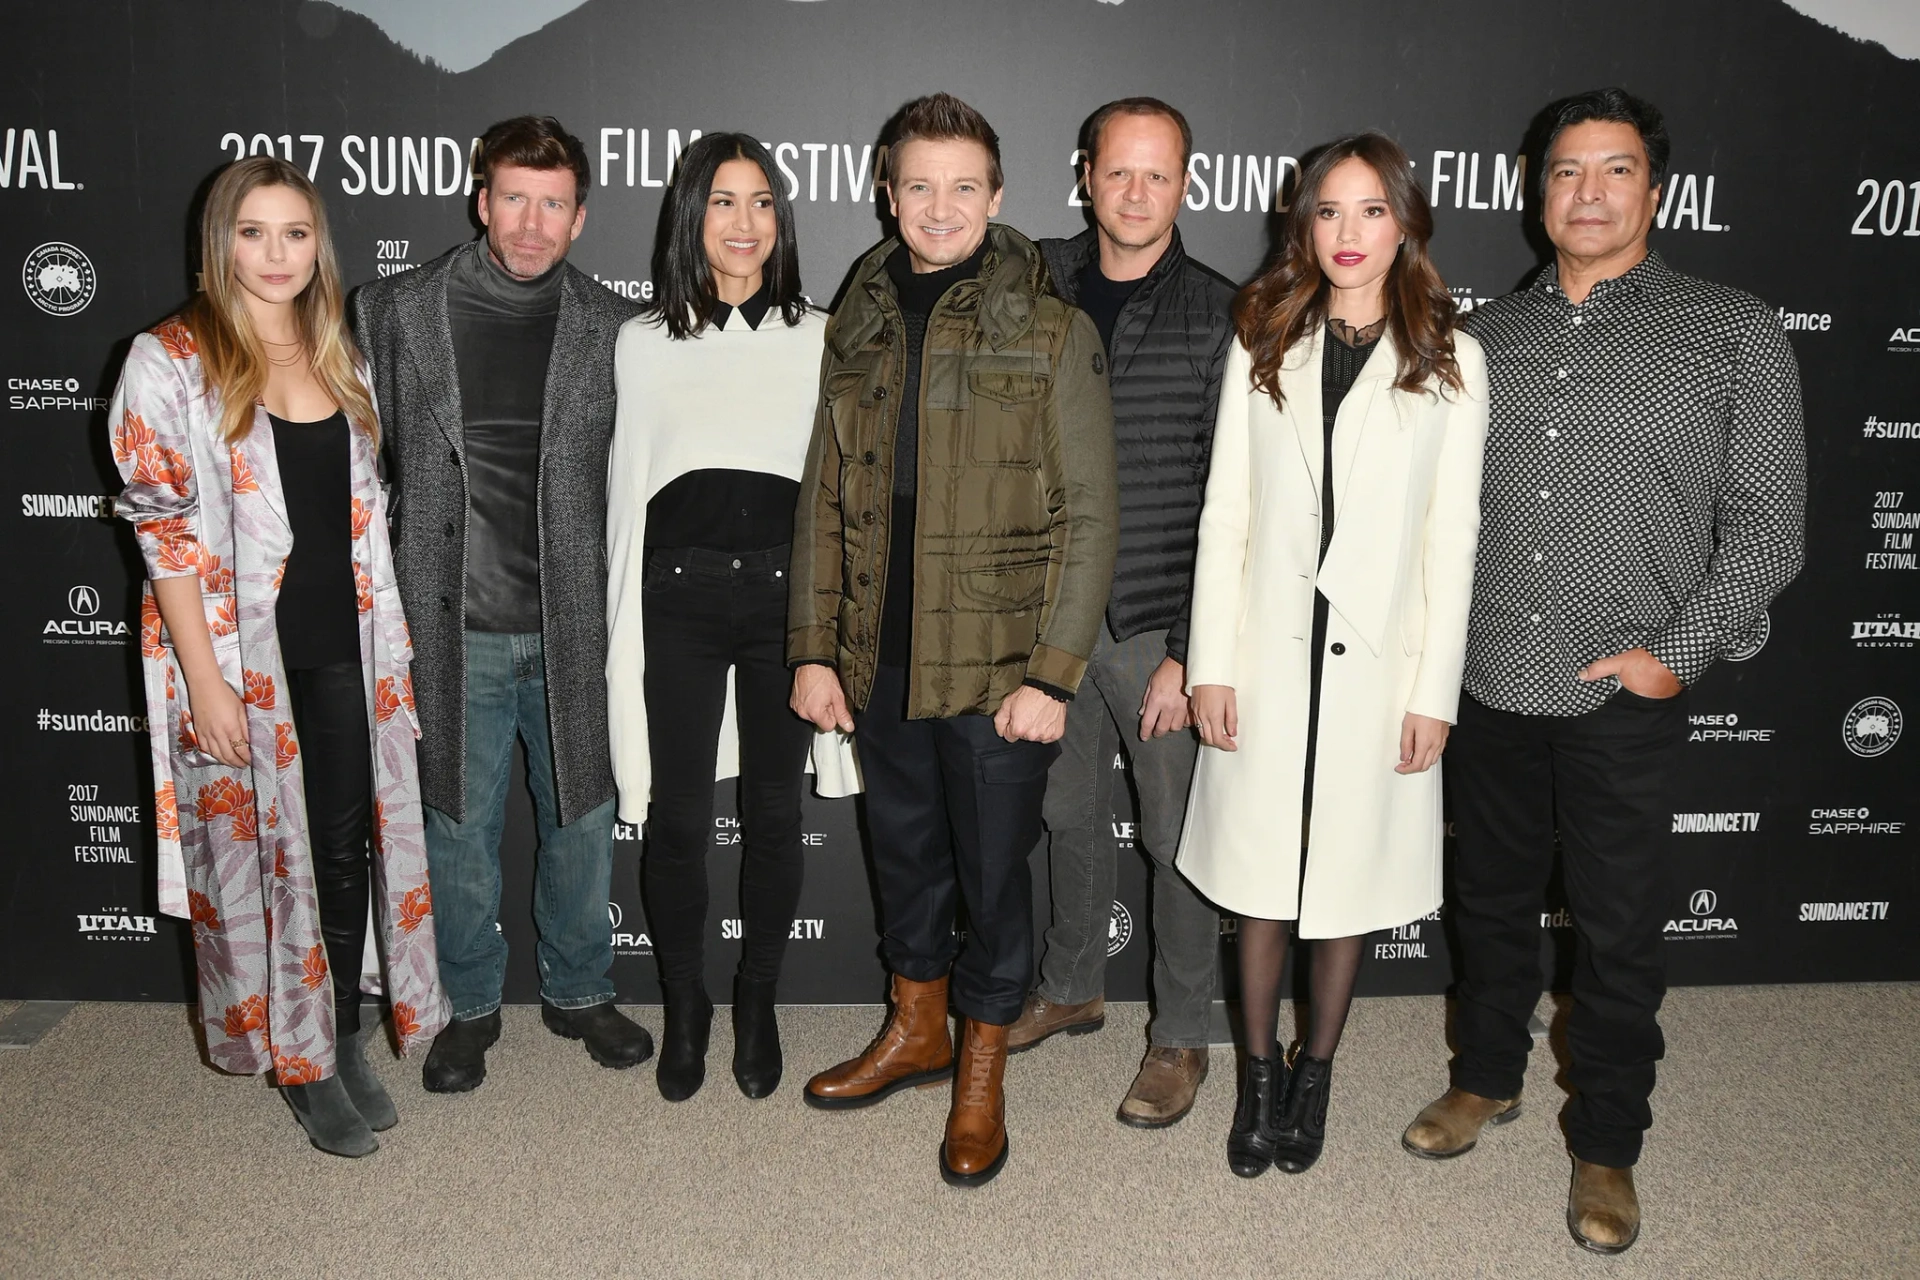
274, 1054, 320, 1086
273, 845, 289, 878
397, 883, 432, 935
223, 994, 267, 1040
399, 671, 416, 715
200, 552, 234, 596
115, 410, 193, 498
300, 944, 328, 991
195, 776, 253, 824
230, 800, 258, 843
373, 676, 401, 725
111, 407, 153, 467
177, 707, 199, 754
241, 669, 275, 709
356, 567, 373, 615
275, 722, 298, 772
229, 446, 259, 494
155, 533, 201, 577
392, 1003, 422, 1040
372, 799, 387, 854
154, 782, 179, 841
152, 317, 198, 361
140, 592, 167, 658
188, 889, 222, 935
350, 497, 372, 540
208, 596, 239, 638
272, 559, 287, 591
264, 800, 278, 833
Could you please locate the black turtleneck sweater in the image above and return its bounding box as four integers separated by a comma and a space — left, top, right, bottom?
876, 240, 990, 669
448, 242, 563, 633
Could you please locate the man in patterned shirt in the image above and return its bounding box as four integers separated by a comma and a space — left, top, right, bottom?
1399, 89, 1806, 1254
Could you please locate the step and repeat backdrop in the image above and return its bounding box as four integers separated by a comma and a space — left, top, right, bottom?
2, 0, 1915, 1004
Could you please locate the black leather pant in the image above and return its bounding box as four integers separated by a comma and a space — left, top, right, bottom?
286, 662, 373, 1036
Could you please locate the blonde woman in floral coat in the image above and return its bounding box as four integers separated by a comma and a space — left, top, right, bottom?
110, 157, 447, 1157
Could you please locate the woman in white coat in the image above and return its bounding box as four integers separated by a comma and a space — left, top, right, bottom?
1178, 132, 1487, 1177
607, 133, 857, 1102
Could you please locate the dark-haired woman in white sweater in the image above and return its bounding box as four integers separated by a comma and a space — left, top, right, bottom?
607, 132, 858, 1103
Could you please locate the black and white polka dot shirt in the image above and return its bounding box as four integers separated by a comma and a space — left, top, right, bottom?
1459, 251, 1807, 716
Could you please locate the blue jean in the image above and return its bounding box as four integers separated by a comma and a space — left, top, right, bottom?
424, 630, 617, 1019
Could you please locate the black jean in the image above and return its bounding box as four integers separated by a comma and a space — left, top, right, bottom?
855, 663, 1058, 1026
1446, 688, 1687, 1167
641, 545, 813, 987
285, 661, 374, 1037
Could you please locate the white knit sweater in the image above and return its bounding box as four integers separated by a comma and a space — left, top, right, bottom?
605, 306, 860, 823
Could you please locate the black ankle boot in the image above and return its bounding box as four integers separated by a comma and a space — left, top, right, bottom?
283, 1074, 378, 1158
732, 976, 783, 1099
1273, 1042, 1333, 1173
656, 981, 714, 1102
1226, 1046, 1287, 1178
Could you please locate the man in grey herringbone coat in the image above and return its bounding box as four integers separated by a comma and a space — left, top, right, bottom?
353, 116, 650, 1092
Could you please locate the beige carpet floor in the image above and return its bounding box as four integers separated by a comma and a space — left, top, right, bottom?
1, 985, 1916, 1279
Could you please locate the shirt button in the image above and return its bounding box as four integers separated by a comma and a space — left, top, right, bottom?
861, 510, 875, 525
732, 558, 742, 569
857, 572, 870, 587
1571, 316, 1585, 326
1539, 490, 1551, 500
863, 451, 876, 465
1555, 369, 1568, 380
1530, 614, 1542, 623
873, 386, 887, 401
1547, 429, 1560, 438
1330, 642, 1346, 656
1533, 552, 1544, 562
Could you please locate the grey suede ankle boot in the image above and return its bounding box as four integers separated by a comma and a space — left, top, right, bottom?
334, 1027, 398, 1131
283, 1074, 379, 1157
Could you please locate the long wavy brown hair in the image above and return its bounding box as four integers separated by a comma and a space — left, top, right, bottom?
181, 157, 377, 444
1236, 132, 1461, 406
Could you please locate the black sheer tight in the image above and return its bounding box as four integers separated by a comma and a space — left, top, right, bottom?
1236, 918, 1366, 1061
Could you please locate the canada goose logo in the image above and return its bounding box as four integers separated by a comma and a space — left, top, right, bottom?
1107, 900, 1133, 956
1843, 697, 1903, 758
22, 242, 95, 317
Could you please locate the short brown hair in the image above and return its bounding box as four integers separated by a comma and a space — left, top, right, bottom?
884, 93, 1003, 192
477, 115, 591, 206
1085, 97, 1193, 170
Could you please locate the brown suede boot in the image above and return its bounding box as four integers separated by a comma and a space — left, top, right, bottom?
1116, 1046, 1209, 1128
1006, 991, 1105, 1052
1568, 1158, 1641, 1253
803, 974, 954, 1110
1401, 1086, 1523, 1159
941, 1018, 1010, 1187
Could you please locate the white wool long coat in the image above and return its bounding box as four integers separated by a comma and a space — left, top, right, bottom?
1176, 329, 1488, 936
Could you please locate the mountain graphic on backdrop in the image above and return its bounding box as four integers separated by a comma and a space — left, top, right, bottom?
325, 0, 1913, 71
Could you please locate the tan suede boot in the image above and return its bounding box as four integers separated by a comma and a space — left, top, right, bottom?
1568, 1158, 1641, 1253
1005, 992, 1105, 1052
803, 974, 953, 1109
1401, 1086, 1523, 1158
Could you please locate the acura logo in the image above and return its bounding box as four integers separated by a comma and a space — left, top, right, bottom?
608, 901, 622, 929
1690, 889, 1718, 916
68, 585, 100, 616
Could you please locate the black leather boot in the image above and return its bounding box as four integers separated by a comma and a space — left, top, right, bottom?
335, 1026, 397, 1131
1226, 1047, 1287, 1178
283, 1074, 378, 1158
1273, 1042, 1333, 1173
540, 1001, 654, 1069
655, 981, 714, 1101
423, 1010, 502, 1094
732, 976, 783, 1099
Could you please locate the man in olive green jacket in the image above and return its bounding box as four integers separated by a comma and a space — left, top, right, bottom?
788, 94, 1117, 1189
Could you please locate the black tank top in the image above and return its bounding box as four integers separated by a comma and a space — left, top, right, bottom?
270, 410, 361, 670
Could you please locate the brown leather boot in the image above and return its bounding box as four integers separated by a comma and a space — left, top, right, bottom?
1568, 1158, 1641, 1253
1116, 1046, 1209, 1128
940, 1018, 1010, 1187
1401, 1086, 1523, 1159
1006, 991, 1105, 1053
803, 974, 954, 1110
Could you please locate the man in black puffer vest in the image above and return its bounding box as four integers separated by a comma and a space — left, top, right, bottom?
1014, 98, 1237, 1130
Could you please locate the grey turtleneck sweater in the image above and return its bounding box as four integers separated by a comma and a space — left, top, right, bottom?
448, 241, 562, 633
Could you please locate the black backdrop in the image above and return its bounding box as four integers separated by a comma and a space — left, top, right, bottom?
3, 0, 1915, 1006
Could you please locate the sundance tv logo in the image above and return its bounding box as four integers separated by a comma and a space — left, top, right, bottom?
1665, 888, 1738, 941
1672, 810, 1760, 833
1842, 697, 1903, 758
1798, 900, 1891, 923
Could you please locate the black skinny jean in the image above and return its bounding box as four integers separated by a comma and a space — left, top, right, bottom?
285, 661, 374, 1037
641, 545, 813, 987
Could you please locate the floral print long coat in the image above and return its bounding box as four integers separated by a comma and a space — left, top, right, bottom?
110, 317, 449, 1079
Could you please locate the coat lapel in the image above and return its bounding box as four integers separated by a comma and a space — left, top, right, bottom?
1318, 332, 1416, 657
1330, 333, 1398, 519
1282, 327, 1325, 498
235, 402, 290, 535
545, 270, 596, 457
402, 250, 464, 457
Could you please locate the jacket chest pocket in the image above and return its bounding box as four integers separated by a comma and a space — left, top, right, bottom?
826, 353, 884, 454
955, 353, 1052, 468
